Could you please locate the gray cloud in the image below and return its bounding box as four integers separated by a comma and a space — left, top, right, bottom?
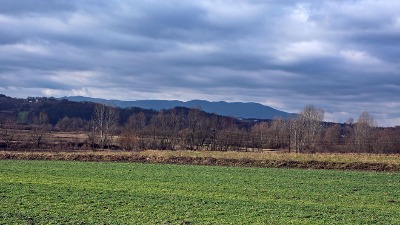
1, 0, 400, 126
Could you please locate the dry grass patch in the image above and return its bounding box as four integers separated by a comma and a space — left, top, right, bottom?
141, 150, 400, 165
1, 150, 399, 171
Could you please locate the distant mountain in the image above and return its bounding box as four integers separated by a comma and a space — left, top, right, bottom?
63, 96, 295, 120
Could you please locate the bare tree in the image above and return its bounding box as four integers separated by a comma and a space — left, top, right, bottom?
119, 112, 147, 150
31, 112, 51, 148
186, 108, 211, 150
55, 117, 86, 131
0, 117, 18, 149
214, 117, 238, 151
250, 122, 268, 150
292, 116, 306, 153
354, 111, 376, 152
216, 125, 244, 151
0, 115, 7, 148
125, 112, 146, 132
163, 109, 185, 150
321, 124, 341, 152
285, 118, 295, 153
340, 118, 355, 151
268, 118, 287, 150
292, 105, 324, 153
148, 112, 173, 150
92, 104, 119, 149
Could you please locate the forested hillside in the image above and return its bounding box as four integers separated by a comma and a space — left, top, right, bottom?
0, 94, 158, 126
1, 94, 399, 153
64, 96, 296, 119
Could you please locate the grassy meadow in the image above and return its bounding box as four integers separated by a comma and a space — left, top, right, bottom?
1, 160, 399, 224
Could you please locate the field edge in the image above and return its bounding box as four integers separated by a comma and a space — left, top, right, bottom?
1, 150, 399, 172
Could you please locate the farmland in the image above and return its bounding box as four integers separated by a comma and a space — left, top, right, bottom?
1, 150, 400, 171
1, 160, 399, 224
2, 95, 400, 155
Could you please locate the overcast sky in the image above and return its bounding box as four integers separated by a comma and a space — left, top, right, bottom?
1, 0, 400, 126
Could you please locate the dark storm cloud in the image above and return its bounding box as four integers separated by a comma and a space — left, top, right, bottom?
1, 0, 400, 125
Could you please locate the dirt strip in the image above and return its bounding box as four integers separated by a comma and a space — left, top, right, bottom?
0, 151, 399, 172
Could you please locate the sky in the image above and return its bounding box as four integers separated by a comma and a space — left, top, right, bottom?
1, 0, 400, 126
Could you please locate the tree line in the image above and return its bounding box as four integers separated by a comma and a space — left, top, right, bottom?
100, 104, 399, 154
0, 95, 399, 153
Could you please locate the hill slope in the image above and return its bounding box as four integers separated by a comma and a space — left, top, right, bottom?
64, 96, 295, 119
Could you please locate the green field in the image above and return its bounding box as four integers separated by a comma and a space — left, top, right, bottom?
17, 111, 29, 124
0, 160, 399, 224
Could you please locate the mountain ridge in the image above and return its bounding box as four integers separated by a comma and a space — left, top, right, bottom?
63, 96, 295, 120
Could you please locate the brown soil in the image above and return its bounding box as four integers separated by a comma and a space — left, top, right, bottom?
1, 150, 399, 172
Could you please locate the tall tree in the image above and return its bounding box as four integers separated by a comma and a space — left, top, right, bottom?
0, 116, 18, 149
31, 112, 51, 148
119, 112, 147, 150
92, 104, 119, 149
292, 105, 324, 152
185, 108, 213, 150
354, 111, 376, 152
250, 122, 268, 150
321, 124, 341, 152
